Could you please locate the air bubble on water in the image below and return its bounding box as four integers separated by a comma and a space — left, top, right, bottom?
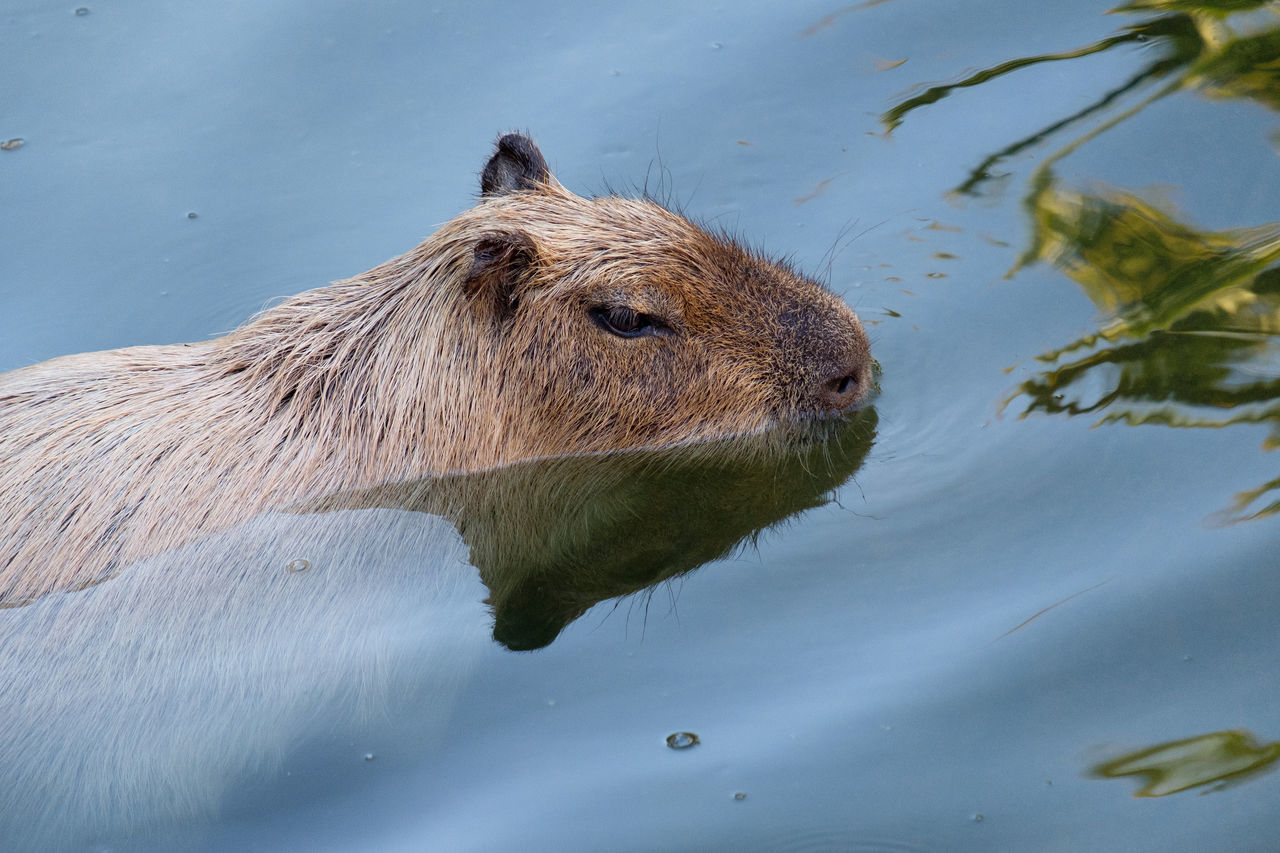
285, 558, 311, 573
666, 732, 699, 750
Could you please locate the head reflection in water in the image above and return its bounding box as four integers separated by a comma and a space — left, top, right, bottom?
305, 406, 879, 650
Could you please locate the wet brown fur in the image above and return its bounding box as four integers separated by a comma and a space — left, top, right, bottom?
0, 134, 870, 606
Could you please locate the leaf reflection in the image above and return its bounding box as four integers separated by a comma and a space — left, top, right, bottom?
1093, 729, 1280, 796
1009, 185, 1280, 430
883, 2, 1280, 200
885, 1, 1280, 520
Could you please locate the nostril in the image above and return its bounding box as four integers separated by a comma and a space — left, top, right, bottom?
819, 370, 864, 412
830, 375, 855, 396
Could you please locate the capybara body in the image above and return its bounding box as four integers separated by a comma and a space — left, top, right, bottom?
0, 133, 871, 605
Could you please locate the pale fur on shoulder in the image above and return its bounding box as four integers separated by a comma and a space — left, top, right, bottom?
0, 204, 486, 603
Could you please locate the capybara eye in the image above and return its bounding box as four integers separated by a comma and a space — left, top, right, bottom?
590, 305, 663, 339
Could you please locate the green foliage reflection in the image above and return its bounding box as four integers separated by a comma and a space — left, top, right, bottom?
1093, 729, 1280, 796
884, 3, 1280, 199
1012, 186, 1280, 434
884, 1, 1280, 521
1120, 0, 1275, 12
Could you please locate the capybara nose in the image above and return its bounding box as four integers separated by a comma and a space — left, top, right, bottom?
819, 365, 867, 412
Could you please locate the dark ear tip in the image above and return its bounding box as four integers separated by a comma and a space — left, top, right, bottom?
494, 132, 538, 155
481, 131, 553, 196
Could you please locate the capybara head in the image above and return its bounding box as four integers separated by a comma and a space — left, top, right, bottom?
212, 133, 873, 473
453, 133, 873, 462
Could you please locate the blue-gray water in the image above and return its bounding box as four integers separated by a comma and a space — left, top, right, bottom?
3, 1, 1280, 850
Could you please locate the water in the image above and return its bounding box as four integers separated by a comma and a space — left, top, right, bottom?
3, 0, 1280, 850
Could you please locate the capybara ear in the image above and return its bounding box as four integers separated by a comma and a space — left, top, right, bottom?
464, 230, 539, 321
480, 133, 552, 196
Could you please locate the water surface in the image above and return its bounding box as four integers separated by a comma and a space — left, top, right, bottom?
3, 0, 1280, 850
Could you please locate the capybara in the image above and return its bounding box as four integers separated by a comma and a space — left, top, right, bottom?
0, 132, 871, 606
